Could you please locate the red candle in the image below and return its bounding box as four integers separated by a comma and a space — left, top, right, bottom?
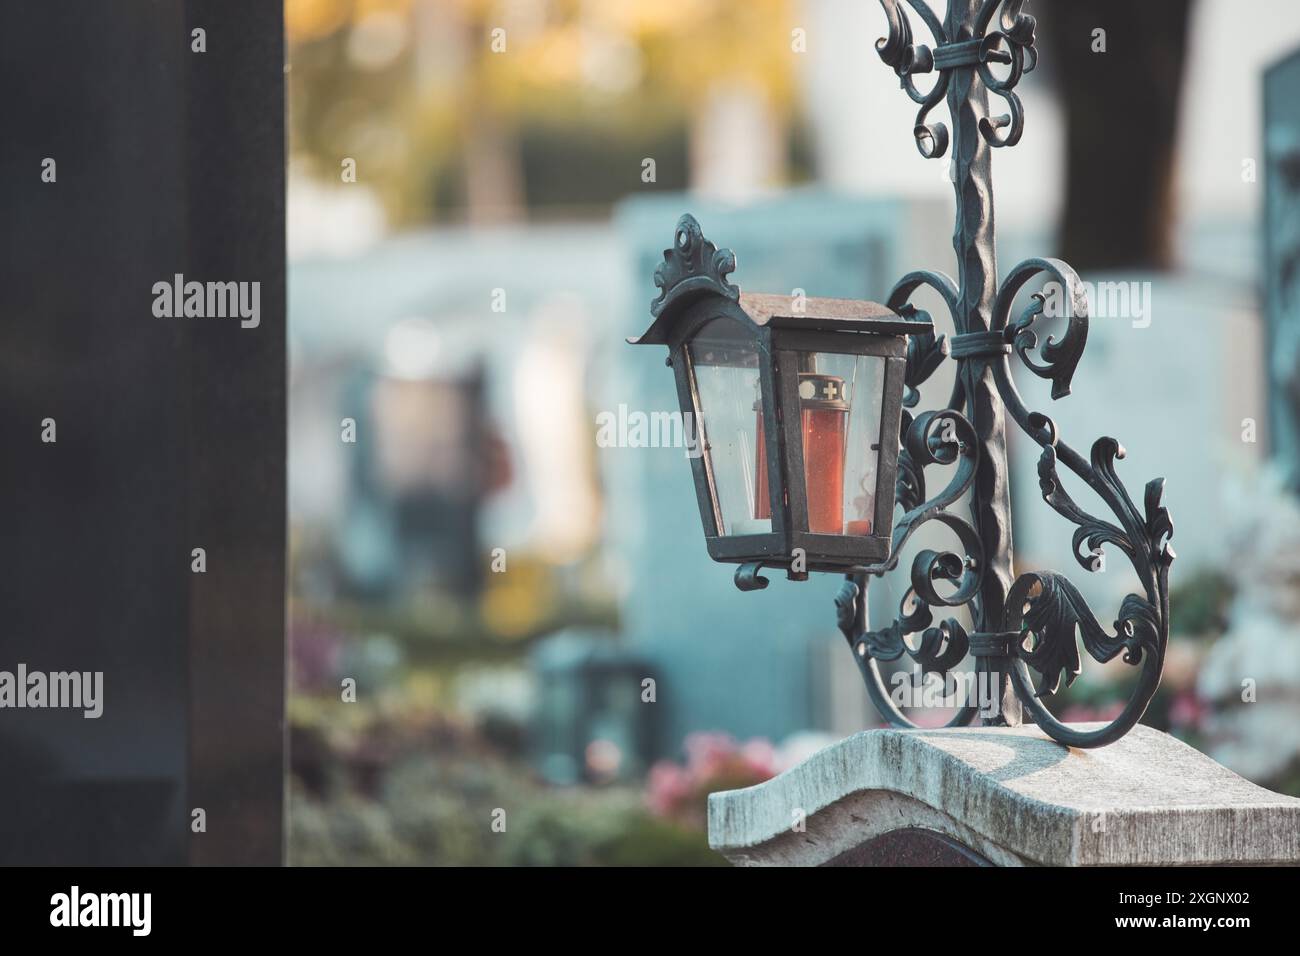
800, 373, 848, 534
752, 402, 771, 520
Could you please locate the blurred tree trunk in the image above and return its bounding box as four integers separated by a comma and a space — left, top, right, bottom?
459, 10, 524, 225
1044, 0, 1194, 270
463, 106, 526, 224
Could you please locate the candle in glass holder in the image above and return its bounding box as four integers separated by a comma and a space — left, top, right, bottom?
752, 399, 770, 520
799, 373, 848, 534
845, 516, 873, 535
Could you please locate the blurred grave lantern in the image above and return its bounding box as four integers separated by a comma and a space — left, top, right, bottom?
341, 357, 491, 602
629, 214, 930, 589
532, 631, 658, 786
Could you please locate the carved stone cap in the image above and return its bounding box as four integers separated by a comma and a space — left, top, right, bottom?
708, 725, 1300, 866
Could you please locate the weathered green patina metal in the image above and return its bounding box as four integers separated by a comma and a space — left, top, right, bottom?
632, 0, 1175, 749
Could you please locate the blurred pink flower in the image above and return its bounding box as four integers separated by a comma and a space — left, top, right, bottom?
1058, 700, 1125, 725
645, 761, 693, 816
290, 616, 344, 691
647, 732, 779, 828
683, 731, 734, 777
1169, 690, 1208, 730
740, 738, 778, 776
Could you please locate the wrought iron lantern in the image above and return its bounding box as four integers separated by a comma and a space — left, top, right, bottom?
628, 0, 1178, 751
630, 215, 932, 587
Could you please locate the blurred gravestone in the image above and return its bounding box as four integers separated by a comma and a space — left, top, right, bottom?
1192, 48, 1300, 783
1266, 48, 1300, 488
531, 630, 659, 785
0, 1, 284, 864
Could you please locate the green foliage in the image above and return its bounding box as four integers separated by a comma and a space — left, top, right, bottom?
589, 814, 728, 867
288, 753, 724, 866
287, 697, 724, 866
1167, 568, 1235, 637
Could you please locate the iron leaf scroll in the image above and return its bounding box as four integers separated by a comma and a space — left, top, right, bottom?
876, 0, 1038, 158
841, 1, 1176, 748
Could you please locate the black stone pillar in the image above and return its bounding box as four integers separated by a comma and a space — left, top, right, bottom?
0, 0, 285, 865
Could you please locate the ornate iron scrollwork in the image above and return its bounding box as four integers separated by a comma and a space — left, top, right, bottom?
876, 0, 1037, 158
991, 256, 1175, 747
835, 273, 986, 731
839, 1, 1175, 748
841, 249, 1176, 746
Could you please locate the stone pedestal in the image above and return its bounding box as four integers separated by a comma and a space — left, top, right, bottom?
707, 725, 1300, 866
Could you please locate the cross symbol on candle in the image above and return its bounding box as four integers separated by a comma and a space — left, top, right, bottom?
822, 381, 839, 400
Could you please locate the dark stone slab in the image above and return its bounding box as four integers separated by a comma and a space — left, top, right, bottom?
822, 827, 992, 867
0, 0, 285, 865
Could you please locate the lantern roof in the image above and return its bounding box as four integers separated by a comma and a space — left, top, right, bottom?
628, 214, 933, 346
735, 292, 932, 337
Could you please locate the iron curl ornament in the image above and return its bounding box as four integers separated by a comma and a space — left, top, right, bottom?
831, 0, 1175, 748
876, 0, 1037, 157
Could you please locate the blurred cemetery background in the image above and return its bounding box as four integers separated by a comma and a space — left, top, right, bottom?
284, 0, 1300, 865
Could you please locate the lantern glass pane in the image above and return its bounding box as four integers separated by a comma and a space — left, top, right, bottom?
791, 351, 886, 536
687, 319, 771, 537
